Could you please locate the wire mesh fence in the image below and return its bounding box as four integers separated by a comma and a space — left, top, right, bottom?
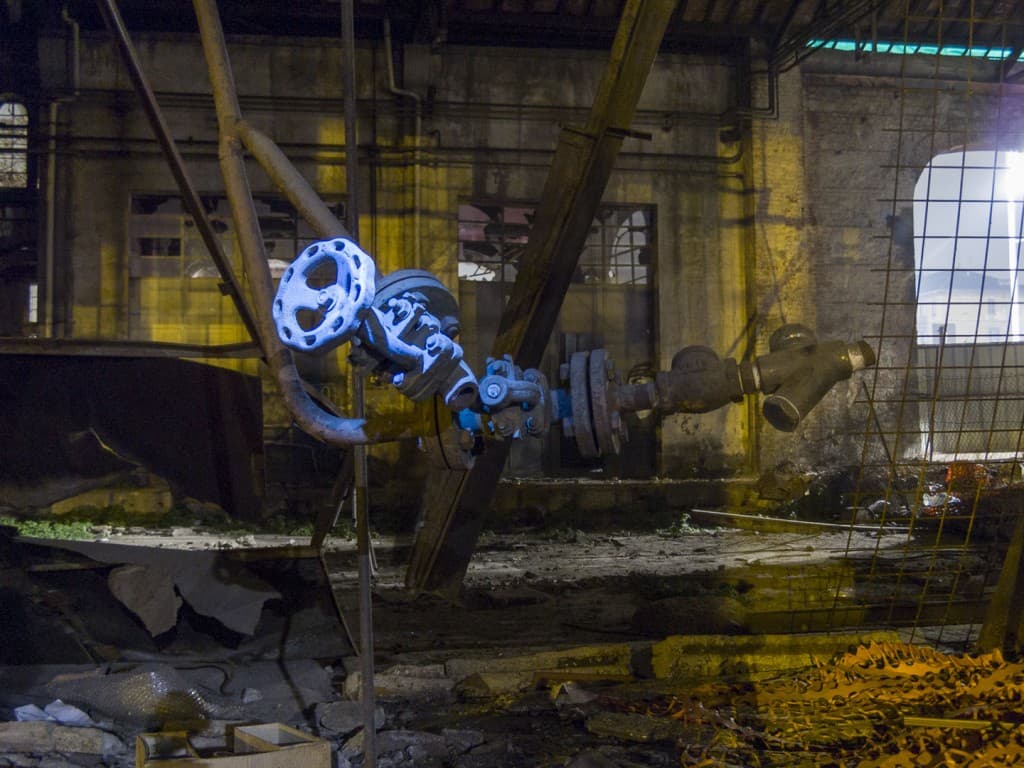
839, 0, 1024, 650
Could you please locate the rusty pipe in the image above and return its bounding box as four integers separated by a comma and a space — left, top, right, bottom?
754, 339, 875, 432
193, 0, 387, 446
615, 326, 875, 432
235, 119, 349, 240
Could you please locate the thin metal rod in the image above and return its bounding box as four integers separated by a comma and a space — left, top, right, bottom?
95, 0, 265, 353
343, 0, 376, 763
353, 375, 377, 767
192, 0, 382, 447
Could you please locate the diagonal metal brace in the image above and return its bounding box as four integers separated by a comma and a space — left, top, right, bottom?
405, 0, 679, 597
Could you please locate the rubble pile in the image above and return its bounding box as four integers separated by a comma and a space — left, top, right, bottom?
602, 641, 1024, 766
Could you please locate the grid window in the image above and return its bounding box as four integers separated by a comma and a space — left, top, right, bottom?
914, 150, 1024, 346
0, 102, 29, 189
457, 202, 657, 477
128, 193, 344, 343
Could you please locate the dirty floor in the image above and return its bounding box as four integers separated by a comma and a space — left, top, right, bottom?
0, 524, 996, 767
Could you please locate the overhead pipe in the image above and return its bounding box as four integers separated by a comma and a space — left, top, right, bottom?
383, 17, 422, 268
192, 0, 391, 446
234, 119, 349, 241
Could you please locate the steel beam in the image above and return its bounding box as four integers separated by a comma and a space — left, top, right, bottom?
405, 0, 678, 598
977, 508, 1024, 653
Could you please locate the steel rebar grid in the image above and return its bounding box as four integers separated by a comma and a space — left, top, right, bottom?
839, 0, 1024, 650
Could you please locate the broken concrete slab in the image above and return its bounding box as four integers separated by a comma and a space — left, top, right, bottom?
0, 722, 123, 756
376, 730, 449, 761
454, 672, 534, 699
444, 643, 634, 682
440, 729, 484, 757
107, 564, 181, 637
344, 669, 455, 703
34, 540, 278, 637
313, 701, 383, 736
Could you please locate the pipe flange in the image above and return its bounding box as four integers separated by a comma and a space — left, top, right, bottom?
569, 350, 598, 458
273, 237, 376, 351
589, 349, 622, 456
374, 269, 460, 338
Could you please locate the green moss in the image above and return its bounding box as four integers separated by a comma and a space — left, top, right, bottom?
0, 515, 94, 540
658, 512, 702, 536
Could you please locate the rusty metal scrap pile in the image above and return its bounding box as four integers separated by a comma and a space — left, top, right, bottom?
615, 642, 1024, 766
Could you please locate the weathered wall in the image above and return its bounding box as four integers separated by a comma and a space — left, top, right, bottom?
41, 29, 987, 483
753, 52, 1024, 476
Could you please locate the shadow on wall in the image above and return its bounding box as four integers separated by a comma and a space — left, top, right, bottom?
0, 355, 263, 519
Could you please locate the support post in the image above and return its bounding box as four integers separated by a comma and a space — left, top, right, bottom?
406, 0, 678, 597
977, 507, 1024, 653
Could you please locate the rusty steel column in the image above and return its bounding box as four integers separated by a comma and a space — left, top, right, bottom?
977, 508, 1024, 653
406, 0, 679, 597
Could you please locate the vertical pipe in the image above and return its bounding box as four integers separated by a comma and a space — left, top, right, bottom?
44, 6, 79, 337
343, 1, 376, 765
383, 18, 422, 268
44, 100, 59, 338
193, 0, 375, 446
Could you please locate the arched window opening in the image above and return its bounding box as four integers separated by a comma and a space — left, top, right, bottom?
913, 149, 1024, 458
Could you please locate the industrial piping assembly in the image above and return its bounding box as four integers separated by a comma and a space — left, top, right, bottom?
273, 237, 877, 460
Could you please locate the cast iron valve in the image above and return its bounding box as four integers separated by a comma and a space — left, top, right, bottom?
746, 324, 876, 432
272, 239, 555, 429
479, 356, 550, 439
356, 291, 479, 410
565, 324, 876, 457
273, 237, 478, 411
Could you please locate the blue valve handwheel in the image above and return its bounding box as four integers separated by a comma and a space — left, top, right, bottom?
273, 237, 376, 351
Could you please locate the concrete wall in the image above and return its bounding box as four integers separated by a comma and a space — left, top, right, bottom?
41, 30, 1004, 482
